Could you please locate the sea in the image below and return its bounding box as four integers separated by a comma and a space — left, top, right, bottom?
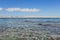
0, 18, 60, 37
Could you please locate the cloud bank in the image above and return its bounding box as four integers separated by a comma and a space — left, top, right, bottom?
6, 8, 40, 12
0, 8, 40, 12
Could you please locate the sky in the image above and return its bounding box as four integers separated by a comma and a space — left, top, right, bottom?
0, 0, 60, 16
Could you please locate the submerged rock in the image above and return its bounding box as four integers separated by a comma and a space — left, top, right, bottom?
48, 35, 60, 40
43, 24, 52, 26
37, 23, 42, 25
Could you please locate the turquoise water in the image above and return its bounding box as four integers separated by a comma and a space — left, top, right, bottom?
0, 18, 60, 38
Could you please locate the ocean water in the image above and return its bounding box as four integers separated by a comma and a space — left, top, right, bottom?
0, 18, 60, 40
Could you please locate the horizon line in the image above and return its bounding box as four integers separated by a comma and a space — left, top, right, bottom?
0, 16, 60, 18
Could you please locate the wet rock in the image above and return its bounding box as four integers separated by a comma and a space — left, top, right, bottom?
37, 23, 52, 26
37, 23, 42, 25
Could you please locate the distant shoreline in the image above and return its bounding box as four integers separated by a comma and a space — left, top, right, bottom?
0, 16, 60, 18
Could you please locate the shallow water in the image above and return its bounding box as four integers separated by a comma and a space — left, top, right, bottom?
0, 18, 60, 40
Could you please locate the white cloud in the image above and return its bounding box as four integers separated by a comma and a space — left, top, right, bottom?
0, 8, 3, 11
6, 8, 40, 12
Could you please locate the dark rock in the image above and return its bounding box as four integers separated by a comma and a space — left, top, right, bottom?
38, 23, 42, 25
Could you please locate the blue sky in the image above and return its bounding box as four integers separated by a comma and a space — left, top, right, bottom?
0, 0, 60, 16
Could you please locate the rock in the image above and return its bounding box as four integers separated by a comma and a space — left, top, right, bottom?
38, 23, 42, 25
